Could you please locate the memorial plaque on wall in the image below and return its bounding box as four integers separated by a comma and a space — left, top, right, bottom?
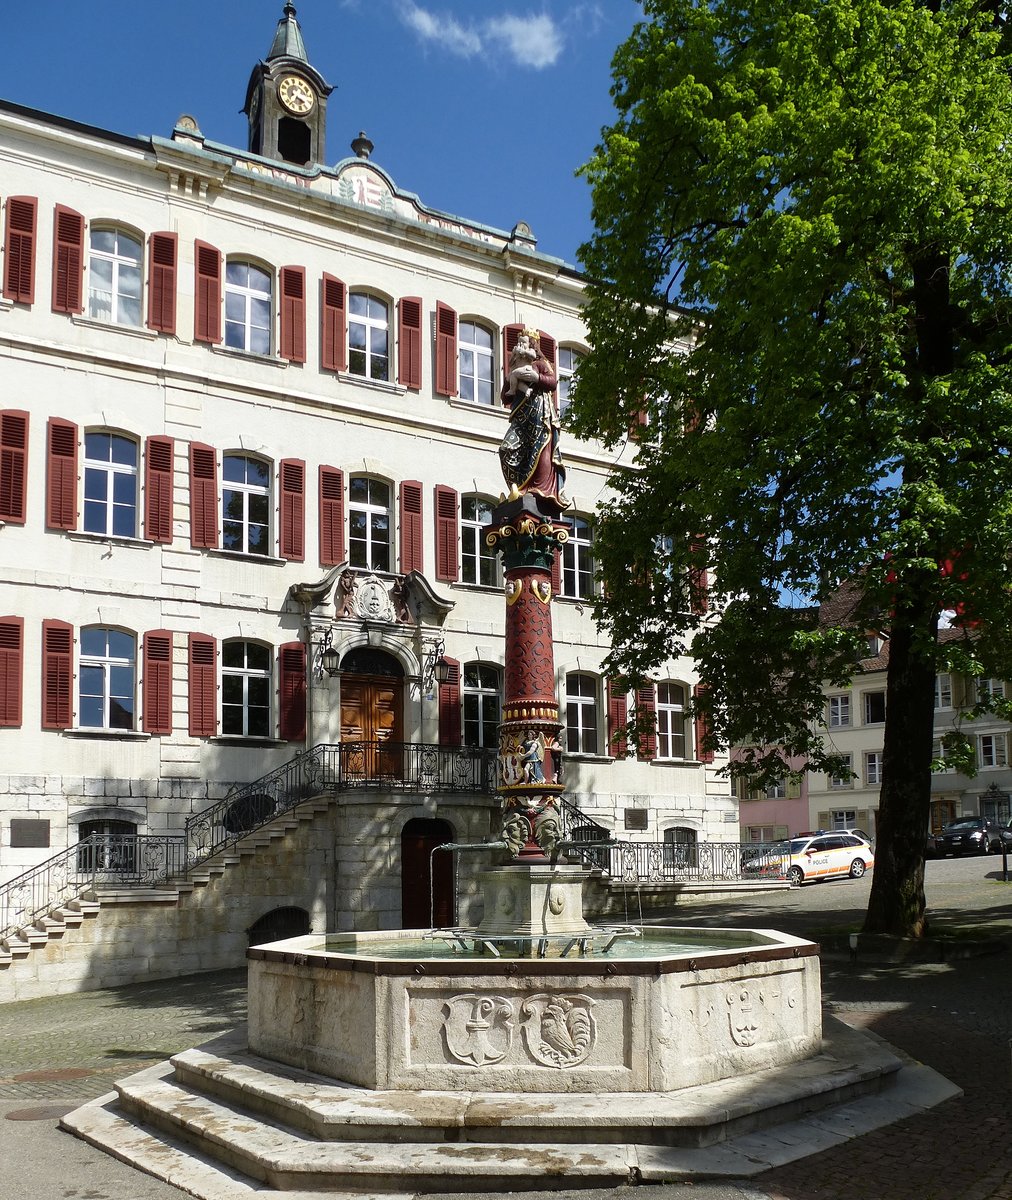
10, 819, 51, 848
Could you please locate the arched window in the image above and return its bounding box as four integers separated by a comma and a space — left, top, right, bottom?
83, 431, 138, 537
88, 227, 142, 326
462, 663, 501, 748
663, 825, 698, 869
225, 261, 272, 354
77, 817, 138, 873
656, 682, 687, 760
458, 321, 495, 405
562, 515, 595, 599
80, 627, 136, 730
222, 640, 272, 737
222, 454, 270, 555
557, 346, 584, 418
461, 495, 501, 586
348, 475, 391, 570
348, 292, 389, 380
566, 672, 599, 755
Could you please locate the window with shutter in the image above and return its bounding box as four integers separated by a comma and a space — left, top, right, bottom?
434, 302, 457, 397
147, 232, 178, 334
279, 265, 307, 363
399, 480, 424, 574
46, 418, 78, 531
3, 196, 38, 304
693, 682, 714, 763
319, 466, 345, 565
434, 485, 459, 582
279, 458, 306, 561
42, 619, 73, 730
194, 240, 222, 344
438, 656, 461, 746
188, 634, 217, 737
0, 616, 24, 727
279, 641, 306, 741
144, 436, 174, 543
607, 679, 628, 759
321, 274, 347, 372
397, 296, 423, 389
689, 538, 709, 613
189, 443, 219, 549
503, 323, 524, 385
52, 205, 85, 314
0, 410, 29, 524
143, 630, 173, 735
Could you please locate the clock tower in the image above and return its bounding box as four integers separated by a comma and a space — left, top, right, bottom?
244, 4, 332, 167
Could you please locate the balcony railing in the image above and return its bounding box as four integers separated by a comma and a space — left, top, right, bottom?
598, 840, 789, 884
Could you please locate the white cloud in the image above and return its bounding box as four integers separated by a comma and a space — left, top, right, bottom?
396, 3, 564, 70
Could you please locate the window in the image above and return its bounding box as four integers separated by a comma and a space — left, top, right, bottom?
77, 818, 138, 873
863, 691, 886, 725
830, 755, 854, 788
83, 432, 137, 537
458, 321, 494, 405
461, 495, 500, 587
978, 733, 1007, 768
225, 261, 272, 354
557, 346, 584, 417
562, 516, 595, 599
663, 826, 697, 868
935, 674, 953, 709
79, 627, 135, 730
656, 682, 687, 760
932, 738, 954, 772
348, 293, 389, 380
349, 476, 391, 570
88, 228, 142, 326
566, 673, 599, 754
974, 677, 1006, 704
830, 809, 857, 828
828, 694, 851, 728
462, 663, 500, 749
222, 454, 270, 556
748, 825, 789, 842
222, 641, 271, 738
865, 752, 883, 786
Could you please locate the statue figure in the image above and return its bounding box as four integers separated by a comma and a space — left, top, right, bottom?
520, 729, 547, 784
498, 330, 571, 516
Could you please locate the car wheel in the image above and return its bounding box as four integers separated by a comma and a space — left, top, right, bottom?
788, 866, 804, 887
849, 858, 866, 879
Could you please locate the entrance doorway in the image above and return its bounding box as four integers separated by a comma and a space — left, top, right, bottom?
401, 817, 455, 928
339, 648, 404, 780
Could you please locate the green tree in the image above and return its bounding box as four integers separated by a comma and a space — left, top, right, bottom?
570, 0, 1012, 936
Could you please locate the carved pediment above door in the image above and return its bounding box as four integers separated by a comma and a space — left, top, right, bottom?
288, 565, 454, 628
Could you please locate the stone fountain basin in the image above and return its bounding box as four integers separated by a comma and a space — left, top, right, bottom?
247, 926, 822, 1094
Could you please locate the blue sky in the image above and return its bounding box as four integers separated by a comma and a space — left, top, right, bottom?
2, 1, 639, 267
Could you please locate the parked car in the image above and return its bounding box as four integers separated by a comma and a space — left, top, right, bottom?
933, 817, 1008, 856
746, 833, 874, 887
797, 828, 874, 845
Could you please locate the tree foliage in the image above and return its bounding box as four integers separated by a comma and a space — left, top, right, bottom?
570, 0, 1012, 935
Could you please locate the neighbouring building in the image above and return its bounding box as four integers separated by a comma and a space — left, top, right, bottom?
0, 6, 735, 941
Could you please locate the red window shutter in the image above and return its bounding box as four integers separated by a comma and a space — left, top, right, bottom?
46, 417, 78, 531
503, 323, 524, 385
143, 630, 173, 735
52, 205, 85, 314
607, 679, 629, 759
538, 330, 557, 371
321, 273, 347, 371
144, 435, 174, 543
551, 546, 562, 596
438, 656, 461, 746
279, 458, 306, 561
399, 480, 424, 574
279, 641, 306, 742
188, 442, 218, 549
147, 232, 178, 334
693, 682, 714, 764
0, 410, 29, 524
194, 240, 222, 344
434, 484, 459, 582
319, 466, 345, 565
0, 616, 24, 728
3, 196, 38, 304
690, 538, 709, 613
635, 684, 657, 761
42, 619, 73, 730
187, 633, 217, 737
434, 302, 457, 397
397, 296, 423, 389
279, 265, 307, 363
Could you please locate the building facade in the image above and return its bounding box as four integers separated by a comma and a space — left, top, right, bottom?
0, 8, 734, 924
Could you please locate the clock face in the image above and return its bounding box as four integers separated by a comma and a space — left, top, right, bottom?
278, 75, 315, 116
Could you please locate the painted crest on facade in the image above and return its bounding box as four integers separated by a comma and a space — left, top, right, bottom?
443, 994, 515, 1066
520, 994, 596, 1068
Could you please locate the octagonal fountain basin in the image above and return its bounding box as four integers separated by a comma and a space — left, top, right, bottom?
247, 925, 822, 1095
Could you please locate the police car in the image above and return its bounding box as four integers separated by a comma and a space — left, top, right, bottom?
780, 833, 874, 886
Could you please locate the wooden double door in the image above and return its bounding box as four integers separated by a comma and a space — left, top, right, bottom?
340, 672, 404, 779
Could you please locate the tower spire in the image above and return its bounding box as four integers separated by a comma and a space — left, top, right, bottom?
268, 3, 308, 63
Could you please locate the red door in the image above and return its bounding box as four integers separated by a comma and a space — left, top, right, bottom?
401, 818, 455, 928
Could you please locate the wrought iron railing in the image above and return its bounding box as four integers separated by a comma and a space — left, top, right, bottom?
601, 840, 789, 884
186, 741, 496, 863
559, 797, 624, 869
